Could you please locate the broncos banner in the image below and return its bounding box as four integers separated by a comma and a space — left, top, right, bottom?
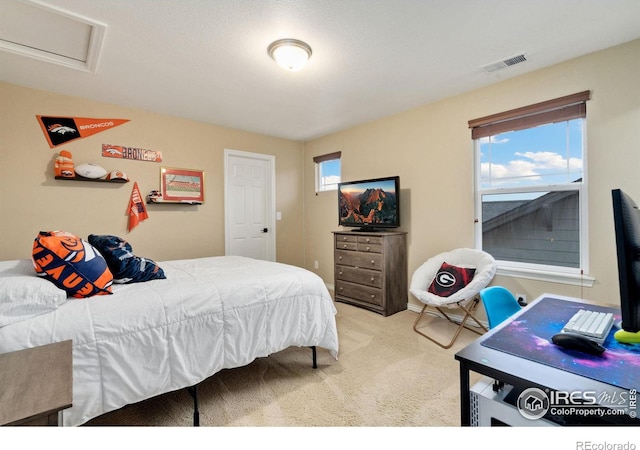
128, 181, 149, 232
102, 144, 163, 162
36, 115, 130, 148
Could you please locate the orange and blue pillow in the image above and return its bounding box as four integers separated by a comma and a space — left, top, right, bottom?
32, 231, 113, 298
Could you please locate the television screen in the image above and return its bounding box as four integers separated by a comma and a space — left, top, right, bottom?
338, 176, 399, 230
611, 188, 640, 344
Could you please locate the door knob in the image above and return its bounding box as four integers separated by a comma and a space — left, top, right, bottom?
262, 228, 268, 233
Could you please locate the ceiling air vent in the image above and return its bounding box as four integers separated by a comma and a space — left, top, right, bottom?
0, 0, 107, 73
482, 54, 527, 73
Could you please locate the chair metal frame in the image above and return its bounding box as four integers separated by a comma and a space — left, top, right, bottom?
412, 296, 488, 349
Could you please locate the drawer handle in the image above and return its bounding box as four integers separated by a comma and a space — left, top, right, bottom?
339, 256, 343, 260
366, 238, 370, 242
371, 260, 375, 265
342, 237, 347, 241
339, 287, 343, 291
370, 277, 375, 281
366, 246, 370, 251
339, 271, 343, 276
343, 244, 348, 248
371, 294, 375, 299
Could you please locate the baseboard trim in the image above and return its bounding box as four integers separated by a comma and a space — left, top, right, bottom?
327, 283, 488, 329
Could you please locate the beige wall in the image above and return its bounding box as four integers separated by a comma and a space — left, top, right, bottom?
2, 39, 638, 312
304, 39, 640, 310
0, 82, 305, 265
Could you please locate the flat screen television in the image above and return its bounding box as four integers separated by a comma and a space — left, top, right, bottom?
338, 176, 400, 231
611, 188, 640, 344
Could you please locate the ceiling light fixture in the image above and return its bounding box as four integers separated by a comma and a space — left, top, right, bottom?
268, 39, 312, 72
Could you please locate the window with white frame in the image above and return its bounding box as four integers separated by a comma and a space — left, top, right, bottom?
314, 151, 341, 192
469, 91, 591, 282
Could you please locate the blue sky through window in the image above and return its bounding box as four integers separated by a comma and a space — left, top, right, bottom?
480, 119, 583, 191
320, 158, 341, 188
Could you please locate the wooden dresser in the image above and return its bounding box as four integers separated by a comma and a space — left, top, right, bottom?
333, 231, 407, 316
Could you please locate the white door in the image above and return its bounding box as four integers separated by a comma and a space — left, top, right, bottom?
224, 149, 275, 261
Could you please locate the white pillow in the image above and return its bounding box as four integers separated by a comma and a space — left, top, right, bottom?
0, 260, 68, 327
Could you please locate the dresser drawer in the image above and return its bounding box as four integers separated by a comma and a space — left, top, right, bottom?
335, 234, 357, 243
336, 241, 358, 251
356, 242, 382, 253
335, 281, 383, 307
357, 236, 382, 245
335, 250, 383, 270
335, 234, 357, 251
336, 266, 382, 288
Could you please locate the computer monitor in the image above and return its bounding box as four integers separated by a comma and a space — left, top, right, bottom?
611, 188, 640, 344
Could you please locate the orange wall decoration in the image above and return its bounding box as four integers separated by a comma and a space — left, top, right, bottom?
36, 115, 129, 148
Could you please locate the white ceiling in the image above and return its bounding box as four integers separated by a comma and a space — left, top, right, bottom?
1, 0, 640, 141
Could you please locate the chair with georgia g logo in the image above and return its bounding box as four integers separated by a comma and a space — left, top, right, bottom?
410, 248, 497, 348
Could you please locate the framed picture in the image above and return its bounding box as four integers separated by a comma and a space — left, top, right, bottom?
160, 167, 205, 203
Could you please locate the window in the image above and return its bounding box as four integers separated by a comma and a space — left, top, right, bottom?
469, 91, 592, 284
314, 151, 341, 192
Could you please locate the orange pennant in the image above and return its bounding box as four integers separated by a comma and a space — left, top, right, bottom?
128, 182, 148, 232
37, 115, 130, 148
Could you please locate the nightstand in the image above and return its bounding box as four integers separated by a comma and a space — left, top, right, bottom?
0, 340, 73, 426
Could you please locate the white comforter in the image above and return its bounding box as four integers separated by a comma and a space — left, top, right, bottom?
0, 256, 339, 426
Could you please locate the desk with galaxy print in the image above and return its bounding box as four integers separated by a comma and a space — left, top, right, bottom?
455, 294, 640, 426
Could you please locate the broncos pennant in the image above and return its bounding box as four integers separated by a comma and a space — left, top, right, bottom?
36, 116, 129, 148
32, 231, 113, 298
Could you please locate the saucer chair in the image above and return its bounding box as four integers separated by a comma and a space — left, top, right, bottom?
410, 248, 497, 348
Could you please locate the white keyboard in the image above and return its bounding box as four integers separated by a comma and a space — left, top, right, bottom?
561, 309, 615, 344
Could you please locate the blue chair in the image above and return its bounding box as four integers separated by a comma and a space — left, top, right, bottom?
479, 286, 525, 393
479, 286, 523, 329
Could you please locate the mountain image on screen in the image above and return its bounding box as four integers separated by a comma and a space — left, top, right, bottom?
339, 187, 397, 225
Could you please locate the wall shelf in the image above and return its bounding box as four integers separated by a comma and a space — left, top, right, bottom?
146, 200, 202, 205
55, 176, 128, 184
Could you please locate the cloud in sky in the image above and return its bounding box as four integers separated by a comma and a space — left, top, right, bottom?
322, 175, 341, 186
515, 151, 583, 170
479, 136, 510, 144
482, 151, 582, 184
481, 160, 540, 182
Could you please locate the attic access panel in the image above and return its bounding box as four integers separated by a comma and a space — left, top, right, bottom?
0, 0, 106, 72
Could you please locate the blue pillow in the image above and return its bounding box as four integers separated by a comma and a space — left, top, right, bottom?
88, 234, 166, 284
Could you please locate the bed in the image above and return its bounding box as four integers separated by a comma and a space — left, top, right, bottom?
0, 255, 339, 426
